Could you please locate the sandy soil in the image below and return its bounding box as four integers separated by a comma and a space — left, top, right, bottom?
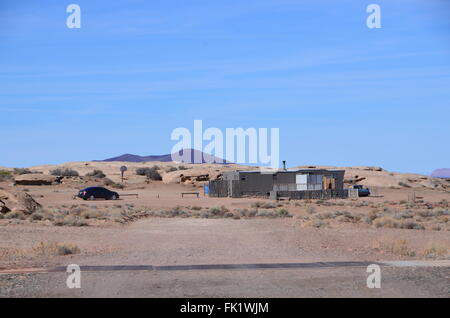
0, 163, 449, 297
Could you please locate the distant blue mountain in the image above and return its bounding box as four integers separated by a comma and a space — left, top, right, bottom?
94, 149, 229, 164
431, 168, 450, 178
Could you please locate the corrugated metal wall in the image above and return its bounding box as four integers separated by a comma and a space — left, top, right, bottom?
208, 180, 229, 197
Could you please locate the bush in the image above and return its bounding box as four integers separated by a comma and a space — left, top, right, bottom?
136, 167, 162, 181
4, 211, 26, 220
13, 168, 32, 175
373, 216, 399, 228
251, 201, 277, 209
0, 170, 13, 182
209, 206, 229, 216
86, 169, 106, 178
277, 208, 290, 217
178, 165, 188, 170
306, 206, 316, 214
30, 213, 44, 221
50, 168, 79, 177
236, 209, 257, 217
53, 215, 88, 227
103, 178, 124, 188
165, 166, 178, 172
422, 246, 447, 259
399, 221, 425, 230
33, 241, 80, 256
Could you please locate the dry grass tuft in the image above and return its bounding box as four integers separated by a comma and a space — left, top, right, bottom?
32, 241, 80, 256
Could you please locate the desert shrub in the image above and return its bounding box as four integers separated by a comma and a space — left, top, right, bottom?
80, 210, 106, 219
103, 177, 114, 185
178, 165, 188, 170
236, 209, 258, 217
311, 220, 328, 228
57, 244, 81, 255
103, 178, 124, 188
398, 182, 411, 188
209, 206, 229, 216
136, 167, 162, 181
53, 215, 88, 227
30, 213, 44, 221
50, 168, 79, 177
364, 210, 379, 224
256, 210, 277, 217
251, 201, 277, 209
200, 211, 210, 218
419, 208, 450, 217
146, 169, 162, 181
165, 166, 178, 172
399, 221, 425, 230
190, 206, 202, 211
33, 241, 80, 256
392, 211, 413, 220
306, 206, 316, 214
373, 216, 399, 228
33, 208, 55, 221
251, 202, 262, 208
136, 167, 151, 176
315, 212, 333, 220
69, 206, 86, 216
373, 239, 415, 257
276, 208, 290, 217
422, 246, 447, 258
13, 168, 32, 175
86, 169, 106, 178
0, 170, 13, 182
4, 211, 26, 220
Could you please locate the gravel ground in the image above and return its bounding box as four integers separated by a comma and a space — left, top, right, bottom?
0, 266, 449, 298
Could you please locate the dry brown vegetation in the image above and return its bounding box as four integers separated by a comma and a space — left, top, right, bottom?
293, 198, 450, 232
32, 241, 80, 256
371, 239, 448, 259
0, 202, 294, 226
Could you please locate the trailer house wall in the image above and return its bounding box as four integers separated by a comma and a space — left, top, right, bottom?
210, 169, 346, 199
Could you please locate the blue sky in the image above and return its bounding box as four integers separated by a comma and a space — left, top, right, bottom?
0, 0, 449, 174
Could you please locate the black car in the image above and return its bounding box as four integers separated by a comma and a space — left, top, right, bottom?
351, 185, 370, 197
77, 187, 119, 200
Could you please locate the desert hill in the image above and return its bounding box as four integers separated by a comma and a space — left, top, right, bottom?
96, 148, 229, 164
17, 162, 449, 191
431, 168, 450, 178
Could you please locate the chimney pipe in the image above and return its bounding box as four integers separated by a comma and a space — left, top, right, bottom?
282, 160, 286, 171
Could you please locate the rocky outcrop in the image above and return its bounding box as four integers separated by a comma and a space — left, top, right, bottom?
14, 174, 61, 185
162, 169, 223, 185
0, 189, 41, 214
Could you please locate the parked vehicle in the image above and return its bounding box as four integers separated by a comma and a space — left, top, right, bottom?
77, 187, 119, 200
351, 184, 370, 197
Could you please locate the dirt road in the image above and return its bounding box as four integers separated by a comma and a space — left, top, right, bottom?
0, 218, 449, 297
